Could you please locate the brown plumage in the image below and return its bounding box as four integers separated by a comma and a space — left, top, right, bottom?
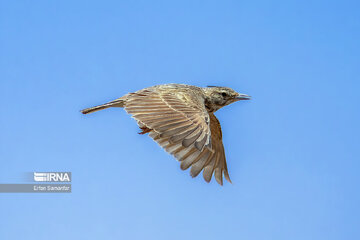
81, 84, 250, 185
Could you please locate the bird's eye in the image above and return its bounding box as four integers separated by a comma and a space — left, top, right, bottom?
221, 92, 227, 97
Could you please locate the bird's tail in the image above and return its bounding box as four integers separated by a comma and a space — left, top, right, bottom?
81, 98, 125, 114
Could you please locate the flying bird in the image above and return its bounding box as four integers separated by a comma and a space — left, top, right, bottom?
81, 84, 250, 185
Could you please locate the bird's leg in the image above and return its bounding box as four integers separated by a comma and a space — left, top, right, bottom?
138, 126, 152, 135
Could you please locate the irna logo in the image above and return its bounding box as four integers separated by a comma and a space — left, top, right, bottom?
34, 172, 71, 182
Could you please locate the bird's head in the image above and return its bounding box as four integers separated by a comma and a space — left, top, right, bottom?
203, 86, 251, 112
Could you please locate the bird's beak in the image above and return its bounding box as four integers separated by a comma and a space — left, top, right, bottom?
235, 94, 251, 101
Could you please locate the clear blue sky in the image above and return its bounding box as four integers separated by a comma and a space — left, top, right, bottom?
1, 0, 359, 239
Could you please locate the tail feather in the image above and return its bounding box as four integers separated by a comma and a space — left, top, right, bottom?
81, 99, 125, 114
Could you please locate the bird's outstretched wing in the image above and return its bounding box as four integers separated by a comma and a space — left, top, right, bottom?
124, 88, 231, 185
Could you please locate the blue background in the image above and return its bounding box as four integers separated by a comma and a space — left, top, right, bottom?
1, 1, 359, 239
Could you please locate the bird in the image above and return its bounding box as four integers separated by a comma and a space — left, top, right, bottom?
81, 84, 250, 185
